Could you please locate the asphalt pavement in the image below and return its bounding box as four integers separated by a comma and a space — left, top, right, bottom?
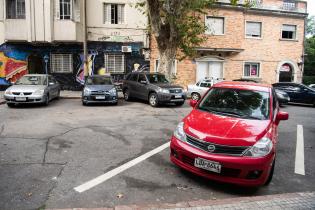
0, 99, 314, 210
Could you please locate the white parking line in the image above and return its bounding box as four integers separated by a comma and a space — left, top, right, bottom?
295, 125, 305, 175
74, 142, 170, 193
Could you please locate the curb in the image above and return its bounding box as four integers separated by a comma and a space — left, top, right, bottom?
47, 191, 315, 210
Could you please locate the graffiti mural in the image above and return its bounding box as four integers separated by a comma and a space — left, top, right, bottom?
0, 42, 149, 90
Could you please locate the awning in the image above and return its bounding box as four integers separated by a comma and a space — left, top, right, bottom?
195, 47, 244, 53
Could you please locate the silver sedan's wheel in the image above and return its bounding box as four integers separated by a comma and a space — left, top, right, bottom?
44, 94, 49, 106
191, 93, 200, 101
149, 93, 158, 107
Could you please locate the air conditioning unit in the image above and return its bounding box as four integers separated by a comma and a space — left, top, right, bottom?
122, 46, 132, 53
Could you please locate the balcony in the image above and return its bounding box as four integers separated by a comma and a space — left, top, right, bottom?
217, 0, 307, 14
4, 19, 28, 41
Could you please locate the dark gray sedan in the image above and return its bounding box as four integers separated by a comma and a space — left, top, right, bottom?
82, 75, 118, 105
4, 74, 60, 107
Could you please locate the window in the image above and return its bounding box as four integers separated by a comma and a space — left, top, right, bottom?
154, 59, 177, 75
6, 0, 25, 19
205, 17, 224, 35
246, 21, 262, 38
60, 0, 72, 20
244, 62, 260, 77
50, 54, 73, 73
282, 24, 296, 39
138, 74, 147, 83
104, 54, 125, 73
103, 3, 125, 24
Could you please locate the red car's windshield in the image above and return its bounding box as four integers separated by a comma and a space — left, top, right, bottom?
198, 87, 270, 120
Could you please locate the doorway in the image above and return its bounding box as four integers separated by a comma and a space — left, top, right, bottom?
28, 54, 44, 74
279, 63, 293, 82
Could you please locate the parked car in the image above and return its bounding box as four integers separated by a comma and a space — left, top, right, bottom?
170, 81, 288, 186
273, 82, 315, 106
275, 89, 290, 106
187, 79, 212, 101
4, 74, 60, 107
82, 75, 118, 105
122, 72, 186, 107
309, 84, 315, 89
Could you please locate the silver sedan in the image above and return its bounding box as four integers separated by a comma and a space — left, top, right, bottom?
4, 74, 60, 107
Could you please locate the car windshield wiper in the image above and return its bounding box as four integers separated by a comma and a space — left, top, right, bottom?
198, 107, 262, 120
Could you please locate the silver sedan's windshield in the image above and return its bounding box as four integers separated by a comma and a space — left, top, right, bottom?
198, 88, 270, 120
16, 76, 47, 85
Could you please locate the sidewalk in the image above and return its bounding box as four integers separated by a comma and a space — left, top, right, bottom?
48, 192, 315, 210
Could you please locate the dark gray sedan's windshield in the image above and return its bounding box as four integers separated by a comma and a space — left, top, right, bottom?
198, 88, 270, 120
16, 76, 47, 85
86, 77, 112, 85
147, 74, 169, 83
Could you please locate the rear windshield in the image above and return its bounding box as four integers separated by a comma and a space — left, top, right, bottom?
86, 77, 112, 85
198, 87, 270, 120
16, 76, 47, 85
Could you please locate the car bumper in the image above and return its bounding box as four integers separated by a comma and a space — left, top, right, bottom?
170, 136, 275, 186
4, 95, 45, 104
158, 93, 186, 103
82, 95, 118, 104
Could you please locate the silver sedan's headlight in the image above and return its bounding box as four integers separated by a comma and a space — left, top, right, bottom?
33, 89, 45, 95
174, 122, 186, 142
109, 88, 117, 95
158, 88, 170, 94
83, 88, 91, 96
4, 89, 12, 95
244, 137, 273, 157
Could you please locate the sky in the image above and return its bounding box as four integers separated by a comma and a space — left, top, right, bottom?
307, 0, 315, 16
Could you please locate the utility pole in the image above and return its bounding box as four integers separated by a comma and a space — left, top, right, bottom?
83, 0, 88, 80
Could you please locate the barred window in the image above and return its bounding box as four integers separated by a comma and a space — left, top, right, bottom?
6, 0, 25, 19
103, 3, 125, 24
60, 0, 72, 20
104, 54, 125, 73
50, 54, 73, 73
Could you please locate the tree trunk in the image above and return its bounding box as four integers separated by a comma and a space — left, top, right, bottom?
157, 48, 176, 81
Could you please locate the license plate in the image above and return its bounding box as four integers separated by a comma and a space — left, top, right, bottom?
95, 96, 105, 100
194, 158, 221, 173
174, 94, 182, 98
15, 97, 26, 101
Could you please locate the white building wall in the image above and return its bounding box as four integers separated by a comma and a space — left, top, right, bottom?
86, 0, 148, 47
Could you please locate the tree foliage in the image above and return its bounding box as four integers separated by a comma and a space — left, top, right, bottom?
304, 36, 315, 76
307, 16, 315, 37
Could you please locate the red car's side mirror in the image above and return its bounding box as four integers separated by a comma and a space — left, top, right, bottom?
276, 111, 289, 121
190, 99, 198, 108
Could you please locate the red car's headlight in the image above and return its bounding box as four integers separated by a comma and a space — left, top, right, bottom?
174, 122, 186, 142
244, 137, 273, 157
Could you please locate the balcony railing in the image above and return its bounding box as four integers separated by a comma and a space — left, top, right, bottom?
216, 0, 306, 13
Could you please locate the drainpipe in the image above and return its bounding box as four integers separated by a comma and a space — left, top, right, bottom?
83, 0, 88, 80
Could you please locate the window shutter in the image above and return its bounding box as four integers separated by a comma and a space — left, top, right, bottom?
73, 0, 80, 22
103, 4, 111, 24
206, 17, 224, 35
117, 4, 124, 24
55, 0, 60, 20
246, 22, 261, 36
283, 25, 296, 32
0, 0, 3, 21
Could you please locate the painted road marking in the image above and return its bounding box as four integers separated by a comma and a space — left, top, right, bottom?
295, 125, 305, 175
74, 142, 170, 193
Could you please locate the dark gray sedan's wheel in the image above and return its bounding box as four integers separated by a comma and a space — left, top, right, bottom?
7, 103, 15, 108
191, 93, 201, 101
56, 90, 60, 100
149, 93, 159, 107
124, 89, 130, 101
82, 100, 87, 106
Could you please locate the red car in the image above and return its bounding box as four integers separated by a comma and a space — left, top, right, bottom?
170, 82, 289, 186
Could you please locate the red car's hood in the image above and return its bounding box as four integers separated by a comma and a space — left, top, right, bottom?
183, 109, 271, 146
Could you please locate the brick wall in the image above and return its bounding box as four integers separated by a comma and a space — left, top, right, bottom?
150, 6, 306, 88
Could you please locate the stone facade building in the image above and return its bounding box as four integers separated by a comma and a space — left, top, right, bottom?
150, 0, 308, 88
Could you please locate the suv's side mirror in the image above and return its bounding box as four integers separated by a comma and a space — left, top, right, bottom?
140, 80, 147, 85
190, 99, 198, 108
